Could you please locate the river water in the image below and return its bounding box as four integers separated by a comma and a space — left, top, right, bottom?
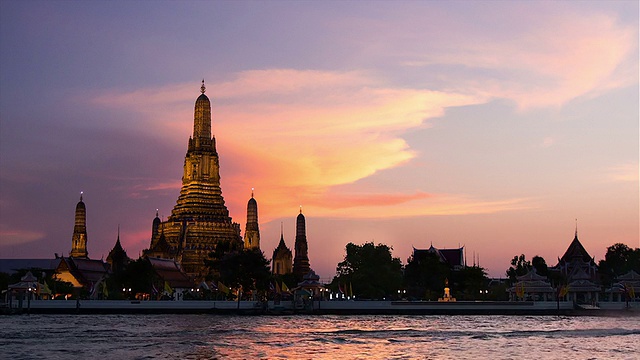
1, 314, 638, 359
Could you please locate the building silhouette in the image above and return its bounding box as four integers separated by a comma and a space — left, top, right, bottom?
106, 227, 130, 274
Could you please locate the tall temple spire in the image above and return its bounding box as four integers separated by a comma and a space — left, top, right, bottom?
145, 81, 242, 278
70, 192, 88, 258
244, 188, 260, 250
171, 81, 227, 220
293, 208, 310, 280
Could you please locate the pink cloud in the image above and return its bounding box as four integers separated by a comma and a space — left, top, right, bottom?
90, 70, 493, 222
0, 226, 45, 246
400, 9, 637, 110
605, 162, 639, 183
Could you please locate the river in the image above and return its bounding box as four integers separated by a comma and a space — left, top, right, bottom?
1, 314, 638, 359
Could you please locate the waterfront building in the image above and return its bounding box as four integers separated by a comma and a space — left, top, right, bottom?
145, 81, 243, 279
272, 226, 293, 275
296, 269, 324, 297
293, 208, 311, 280
551, 229, 601, 304
54, 256, 109, 290
605, 270, 640, 302
5, 271, 52, 305
147, 257, 194, 300
507, 268, 555, 301
243, 190, 260, 250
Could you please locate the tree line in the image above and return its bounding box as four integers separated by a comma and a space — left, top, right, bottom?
2, 242, 637, 301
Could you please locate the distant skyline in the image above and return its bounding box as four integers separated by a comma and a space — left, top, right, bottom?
0, 1, 637, 279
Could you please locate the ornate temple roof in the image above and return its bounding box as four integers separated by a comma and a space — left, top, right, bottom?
147, 257, 194, 289
558, 229, 593, 265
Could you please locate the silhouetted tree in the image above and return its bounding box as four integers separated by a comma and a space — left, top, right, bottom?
404, 252, 450, 300
450, 266, 489, 300
506, 254, 531, 284
205, 248, 271, 299
598, 243, 640, 286
114, 257, 158, 298
332, 242, 403, 300
531, 255, 548, 277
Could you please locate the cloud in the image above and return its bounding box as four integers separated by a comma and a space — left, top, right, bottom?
91, 69, 492, 220
606, 162, 639, 183
399, 8, 637, 110
538, 136, 555, 148
0, 226, 45, 246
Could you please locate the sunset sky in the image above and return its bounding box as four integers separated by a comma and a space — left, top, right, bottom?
1, 1, 637, 280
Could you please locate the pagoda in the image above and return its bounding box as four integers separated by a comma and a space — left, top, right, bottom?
145, 81, 242, 278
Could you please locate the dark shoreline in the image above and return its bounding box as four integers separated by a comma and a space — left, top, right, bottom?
3, 299, 638, 316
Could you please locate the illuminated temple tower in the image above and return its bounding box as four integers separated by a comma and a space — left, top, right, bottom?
292, 207, 311, 280
145, 81, 242, 278
69, 193, 88, 258
243, 189, 260, 250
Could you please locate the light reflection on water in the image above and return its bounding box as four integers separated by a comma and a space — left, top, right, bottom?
1, 314, 638, 359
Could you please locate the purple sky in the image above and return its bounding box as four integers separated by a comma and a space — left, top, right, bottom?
1, 1, 638, 280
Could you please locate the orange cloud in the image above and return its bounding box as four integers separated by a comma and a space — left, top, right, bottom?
90, 70, 539, 222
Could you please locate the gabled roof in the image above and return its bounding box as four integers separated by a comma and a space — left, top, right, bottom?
558, 234, 593, 264
413, 245, 464, 268
67, 258, 109, 284
147, 257, 194, 288
516, 268, 548, 282
616, 270, 640, 281
273, 234, 292, 259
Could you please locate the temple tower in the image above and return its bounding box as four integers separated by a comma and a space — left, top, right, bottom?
244, 189, 260, 250
293, 207, 311, 279
146, 81, 242, 278
69, 193, 88, 258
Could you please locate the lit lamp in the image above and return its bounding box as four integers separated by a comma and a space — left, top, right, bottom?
27, 287, 33, 312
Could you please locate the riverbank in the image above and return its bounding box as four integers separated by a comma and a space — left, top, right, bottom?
3, 299, 639, 315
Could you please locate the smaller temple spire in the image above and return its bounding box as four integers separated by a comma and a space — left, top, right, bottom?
251, 187, 254, 198
80, 191, 83, 202
300, 205, 303, 214
200, 79, 206, 94
574, 218, 578, 239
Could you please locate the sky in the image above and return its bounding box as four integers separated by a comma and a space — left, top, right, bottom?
0, 1, 638, 280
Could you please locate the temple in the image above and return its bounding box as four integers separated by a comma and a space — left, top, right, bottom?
144, 81, 242, 278
106, 227, 130, 274
272, 224, 293, 275
551, 228, 600, 303
69, 193, 88, 258
243, 189, 261, 250
293, 207, 311, 280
